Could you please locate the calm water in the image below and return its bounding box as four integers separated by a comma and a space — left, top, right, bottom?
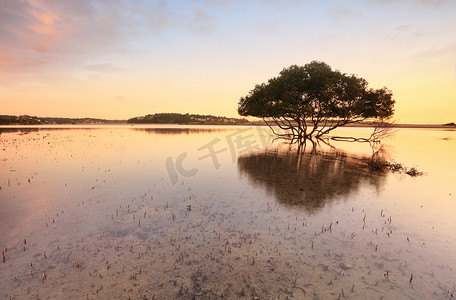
0, 125, 455, 299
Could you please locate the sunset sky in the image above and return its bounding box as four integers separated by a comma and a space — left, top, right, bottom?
1, 0, 455, 124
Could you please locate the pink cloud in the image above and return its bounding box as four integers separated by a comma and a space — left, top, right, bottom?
0, 0, 172, 77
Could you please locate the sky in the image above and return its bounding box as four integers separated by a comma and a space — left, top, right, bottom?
1, 0, 455, 124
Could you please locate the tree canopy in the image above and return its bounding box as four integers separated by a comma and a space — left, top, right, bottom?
238, 61, 395, 142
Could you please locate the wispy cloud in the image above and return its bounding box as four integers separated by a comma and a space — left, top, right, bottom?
327, 4, 361, 20
411, 42, 456, 60
195, 0, 235, 6
83, 63, 123, 73
395, 25, 412, 31
369, 0, 449, 7
190, 9, 215, 34
0, 0, 172, 76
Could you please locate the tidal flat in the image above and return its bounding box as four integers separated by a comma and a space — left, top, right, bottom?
0, 125, 455, 299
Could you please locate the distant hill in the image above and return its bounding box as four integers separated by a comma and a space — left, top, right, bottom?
0, 113, 249, 126
127, 113, 249, 125
3, 114, 452, 127
0, 115, 125, 125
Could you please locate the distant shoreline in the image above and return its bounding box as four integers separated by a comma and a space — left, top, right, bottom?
1, 123, 455, 129
1, 114, 455, 129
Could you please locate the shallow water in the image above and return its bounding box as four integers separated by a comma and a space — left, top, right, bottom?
0, 125, 455, 299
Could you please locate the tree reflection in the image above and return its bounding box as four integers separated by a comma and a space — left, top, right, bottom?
237, 146, 386, 210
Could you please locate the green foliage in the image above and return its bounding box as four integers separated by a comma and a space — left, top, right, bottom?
0, 115, 124, 125
127, 113, 248, 124
0, 115, 41, 125
128, 113, 192, 124
238, 61, 395, 140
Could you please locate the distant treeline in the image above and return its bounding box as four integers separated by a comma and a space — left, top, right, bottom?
3, 113, 453, 127
0, 115, 125, 125
0, 113, 249, 125
127, 113, 249, 124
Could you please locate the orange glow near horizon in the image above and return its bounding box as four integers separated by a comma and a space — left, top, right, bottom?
1, 0, 455, 124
